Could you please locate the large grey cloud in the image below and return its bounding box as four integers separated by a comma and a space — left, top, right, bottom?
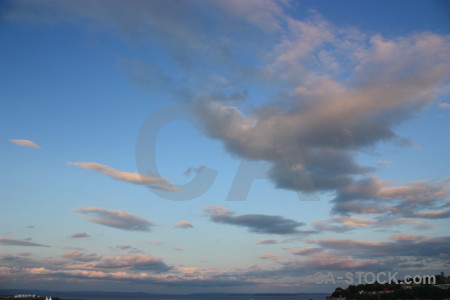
187, 18, 450, 221
191, 30, 450, 195
204, 205, 315, 235
74, 207, 154, 231
5, 0, 449, 220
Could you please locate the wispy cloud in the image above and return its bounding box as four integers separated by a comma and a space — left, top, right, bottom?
260, 253, 281, 260
312, 216, 377, 232
116, 245, 133, 250
74, 207, 154, 231
68, 162, 180, 192
439, 102, 450, 109
63, 250, 98, 262
70, 232, 90, 239
257, 239, 278, 245
183, 166, 205, 176
94, 253, 171, 272
290, 247, 322, 255
390, 234, 427, 241
331, 177, 450, 218
203, 205, 315, 235
298, 253, 380, 271
175, 220, 193, 228
0, 238, 49, 247
314, 235, 450, 259
413, 210, 450, 219
58, 251, 172, 272
312, 215, 434, 232
9, 139, 41, 148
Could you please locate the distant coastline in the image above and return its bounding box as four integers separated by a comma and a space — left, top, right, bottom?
0, 290, 329, 300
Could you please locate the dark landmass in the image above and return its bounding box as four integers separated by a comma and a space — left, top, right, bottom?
328, 272, 450, 300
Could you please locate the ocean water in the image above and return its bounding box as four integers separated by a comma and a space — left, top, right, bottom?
64, 297, 328, 300
53, 295, 328, 300
55, 294, 329, 300
1, 290, 329, 300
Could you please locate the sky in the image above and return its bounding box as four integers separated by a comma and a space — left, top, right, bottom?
0, 0, 449, 294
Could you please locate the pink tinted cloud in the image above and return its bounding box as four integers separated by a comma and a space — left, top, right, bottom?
260, 253, 281, 260
10, 139, 41, 148
175, 221, 193, 228
68, 162, 180, 192
390, 234, 427, 241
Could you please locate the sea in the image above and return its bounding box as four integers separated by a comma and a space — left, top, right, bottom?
0, 290, 329, 300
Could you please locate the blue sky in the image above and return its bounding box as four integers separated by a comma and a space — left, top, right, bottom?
1, 0, 449, 294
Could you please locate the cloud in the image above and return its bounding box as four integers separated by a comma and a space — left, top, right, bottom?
183, 166, 206, 176
63, 250, 98, 262
68, 162, 180, 192
94, 254, 171, 272
260, 253, 281, 260
439, 102, 450, 109
377, 160, 392, 167
9, 139, 41, 148
376, 218, 434, 230
0, 251, 259, 288
312, 216, 377, 232
2, 0, 283, 77
257, 239, 278, 245
311, 215, 433, 232
203, 205, 314, 235
116, 245, 133, 250
175, 220, 193, 228
314, 235, 450, 259
70, 232, 90, 239
331, 177, 450, 217
298, 253, 380, 271
290, 247, 322, 255
413, 210, 450, 219
6, 0, 449, 225
2, 1, 450, 291
390, 234, 427, 241
74, 207, 154, 231
60, 251, 171, 272
121, 58, 172, 91
0, 238, 49, 247
192, 29, 450, 196
63, 250, 172, 272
